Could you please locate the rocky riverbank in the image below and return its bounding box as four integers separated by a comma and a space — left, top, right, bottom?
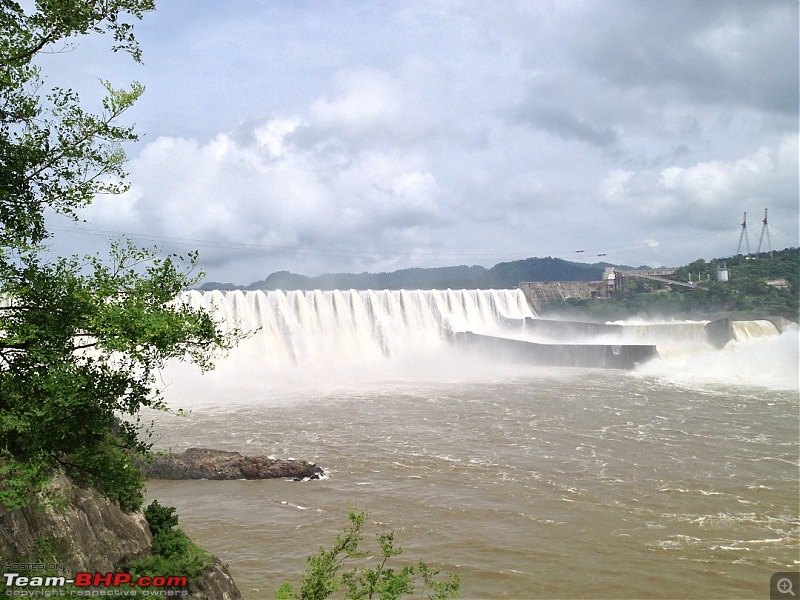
143, 447, 325, 481
0, 469, 242, 599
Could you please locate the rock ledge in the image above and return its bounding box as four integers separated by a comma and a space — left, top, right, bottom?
0, 468, 243, 599
144, 448, 324, 481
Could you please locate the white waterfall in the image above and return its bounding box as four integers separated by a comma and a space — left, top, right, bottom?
179, 289, 534, 366
731, 319, 780, 340
159, 291, 795, 404
618, 321, 709, 344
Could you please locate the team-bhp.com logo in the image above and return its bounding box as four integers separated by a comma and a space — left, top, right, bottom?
3, 571, 188, 596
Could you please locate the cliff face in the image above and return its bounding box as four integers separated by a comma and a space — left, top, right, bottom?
0, 469, 152, 571
0, 470, 242, 599
192, 559, 244, 600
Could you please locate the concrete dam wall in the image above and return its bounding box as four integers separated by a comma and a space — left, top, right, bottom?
452, 331, 656, 370
518, 281, 595, 313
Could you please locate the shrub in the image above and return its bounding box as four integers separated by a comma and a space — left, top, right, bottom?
127, 500, 211, 584
277, 509, 460, 600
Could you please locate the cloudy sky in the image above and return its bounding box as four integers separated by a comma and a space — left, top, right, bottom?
43, 0, 799, 284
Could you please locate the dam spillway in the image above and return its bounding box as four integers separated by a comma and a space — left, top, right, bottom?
180, 288, 536, 364
179, 289, 785, 371
179, 289, 660, 369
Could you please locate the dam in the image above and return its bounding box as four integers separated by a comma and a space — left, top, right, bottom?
178, 289, 782, 371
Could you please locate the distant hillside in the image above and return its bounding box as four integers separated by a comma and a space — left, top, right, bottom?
199, 257, 641, 291
542, 247, 799, 320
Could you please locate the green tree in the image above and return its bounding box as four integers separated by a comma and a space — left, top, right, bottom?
0, 1, 232, 510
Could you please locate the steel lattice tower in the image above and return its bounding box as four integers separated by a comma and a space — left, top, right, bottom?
756, 208, 772, 257
736, 211, 751, 256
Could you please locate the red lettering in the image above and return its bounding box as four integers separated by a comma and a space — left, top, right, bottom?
72, 571, 187, 589
93, 573, 114, 586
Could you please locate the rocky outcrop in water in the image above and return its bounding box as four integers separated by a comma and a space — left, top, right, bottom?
143, 447, 324, 481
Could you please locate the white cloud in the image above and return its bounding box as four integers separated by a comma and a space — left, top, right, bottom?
51, 0, 797, 282
310, 68, 402, 133
252, 118, 301, 159
595, 137, 798, 229
599, 170, 634, 206
84, 110, 450, 275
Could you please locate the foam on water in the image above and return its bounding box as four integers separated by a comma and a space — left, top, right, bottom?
636, 323, 798, 391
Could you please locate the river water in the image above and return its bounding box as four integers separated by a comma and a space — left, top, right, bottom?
145, 290, 799, 599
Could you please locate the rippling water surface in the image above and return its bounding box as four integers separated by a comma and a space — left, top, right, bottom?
145, 295, 799, 598
148, 374, 797, 597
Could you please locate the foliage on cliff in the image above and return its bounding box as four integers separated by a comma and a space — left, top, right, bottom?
127, 500, 212, 584
0, 1, 233, 510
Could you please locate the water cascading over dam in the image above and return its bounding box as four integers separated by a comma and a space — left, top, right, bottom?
163, 289, 794, 405
178, 289, 664, 370
180, 289, 535, 366
731, 319, 780, 340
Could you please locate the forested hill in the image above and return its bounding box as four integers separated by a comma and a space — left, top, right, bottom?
544, 247, 799, 320
199, 256, 635, 291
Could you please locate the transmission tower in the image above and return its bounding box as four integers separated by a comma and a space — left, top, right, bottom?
736, 211, 751, 256
756, 207, 772, 257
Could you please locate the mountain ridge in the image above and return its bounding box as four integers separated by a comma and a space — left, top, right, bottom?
198, 256, 647, 291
